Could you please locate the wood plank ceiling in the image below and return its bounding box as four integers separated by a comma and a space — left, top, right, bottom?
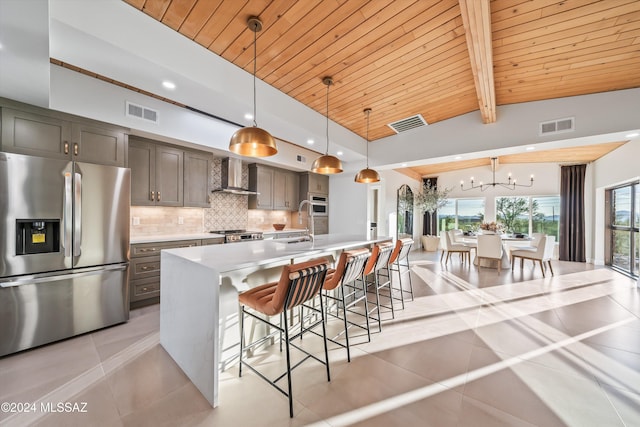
122, 0, 640, 171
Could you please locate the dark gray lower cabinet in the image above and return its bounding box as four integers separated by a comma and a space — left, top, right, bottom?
129, 238, 222, 308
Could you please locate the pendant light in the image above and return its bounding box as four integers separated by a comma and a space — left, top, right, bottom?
311, 77, 343, 174
355, 108, 380, 183
229, 17, 277, 157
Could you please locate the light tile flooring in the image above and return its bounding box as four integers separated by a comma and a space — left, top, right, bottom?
1, 250, 639, 426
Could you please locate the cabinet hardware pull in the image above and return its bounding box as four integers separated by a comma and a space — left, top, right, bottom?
141, 266, 152, 271
142, 287, 148, 291
64, 141, 69, 155
139, 247, 157, 252
151, 191, 155, 201
157, 192, 161, 201
73, 143, 79, 156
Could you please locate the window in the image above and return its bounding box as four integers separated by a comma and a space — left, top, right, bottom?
532, 196, 560, 239
438, 198, 485, 232
607, 182, 639, 277
495, 196, 560, 239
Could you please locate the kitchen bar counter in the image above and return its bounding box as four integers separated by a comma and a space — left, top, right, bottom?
159, 234, 391, 408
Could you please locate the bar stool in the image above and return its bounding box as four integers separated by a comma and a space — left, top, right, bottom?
238, 258, 330, 418
322, 248, 371, 362
388, 238, 414, 309
363, 242, 395, 332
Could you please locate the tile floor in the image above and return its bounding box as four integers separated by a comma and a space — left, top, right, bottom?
1, 250, 639, 426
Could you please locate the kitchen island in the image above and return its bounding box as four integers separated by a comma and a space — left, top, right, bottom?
159, 234, 391, 408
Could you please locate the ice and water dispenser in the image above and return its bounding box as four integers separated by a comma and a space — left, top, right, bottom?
15, 219, 60, 255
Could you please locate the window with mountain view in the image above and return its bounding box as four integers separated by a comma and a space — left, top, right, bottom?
438, 198, 484, 232
495, 196, 560, 239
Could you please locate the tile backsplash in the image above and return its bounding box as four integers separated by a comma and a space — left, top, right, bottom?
204, 157, 249, 231
247, 210, 294, 231
130, 206, 203, 237
204, 192, 248, 231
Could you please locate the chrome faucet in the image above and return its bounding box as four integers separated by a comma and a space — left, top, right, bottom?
298, 199, 315, 241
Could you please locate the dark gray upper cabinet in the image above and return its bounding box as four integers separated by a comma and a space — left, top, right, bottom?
72, 122, 126, 166
184, 151, 212, 207
155, 145, 183, 207
249, 164, 274, 209
129, 137, 213, 207
129, 137, 183, 207
1, 103, 126, 166
273, 169, 299, 210
249, 164, 300, 211
1, 108, 72, 160
129, 138, 156, 206
299, 172, 329, 197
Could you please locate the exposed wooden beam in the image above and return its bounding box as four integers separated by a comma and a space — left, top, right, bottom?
459, 0, 496, 124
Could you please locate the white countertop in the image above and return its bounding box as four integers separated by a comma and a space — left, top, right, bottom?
130, 233, 224, 244
163, 234, 391, 273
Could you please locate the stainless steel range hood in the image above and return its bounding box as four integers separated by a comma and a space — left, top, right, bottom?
212, 157, 257, 195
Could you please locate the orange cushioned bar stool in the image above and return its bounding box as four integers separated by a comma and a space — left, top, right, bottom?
238, 258, 330, 418
363, 241, 395, 333
322, 247, 371, 361
388, 238, 414, 309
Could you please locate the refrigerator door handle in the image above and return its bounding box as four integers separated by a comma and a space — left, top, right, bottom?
0, 264, 128, 288
74, 171, 82, 257
63, 172, 73, 257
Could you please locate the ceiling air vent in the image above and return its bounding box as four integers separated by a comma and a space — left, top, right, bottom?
126, 101, 159, 124
387, 114, 428, 134
539, 117, 574, 136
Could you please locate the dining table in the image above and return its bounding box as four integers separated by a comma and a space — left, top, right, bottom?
459, 233, 534, 269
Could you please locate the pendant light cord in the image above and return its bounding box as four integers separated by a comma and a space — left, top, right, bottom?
365, 109, 370, 168
325, 81, 330, 155
252, 26, 258, 127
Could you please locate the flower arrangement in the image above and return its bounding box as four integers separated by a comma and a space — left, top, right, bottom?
480, 221, 502, 232
414, 180, 452, 236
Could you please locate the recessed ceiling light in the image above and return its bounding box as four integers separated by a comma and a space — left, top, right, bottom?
336, 151, 343, 156
455, 156, 462, 160
307, 139, 314, 145
625, 132, 639, 138
401, 163, 407, 167
244, 113, 253, 120
526, 146, 536, 151
162, 80, 176, 90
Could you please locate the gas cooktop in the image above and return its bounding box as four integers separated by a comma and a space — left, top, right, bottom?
209, 229, 263, 243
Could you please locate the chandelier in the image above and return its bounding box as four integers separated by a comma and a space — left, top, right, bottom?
460, 157, 533, 191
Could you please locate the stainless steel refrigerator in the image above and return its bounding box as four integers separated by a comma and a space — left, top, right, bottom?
0, 152, 130, 356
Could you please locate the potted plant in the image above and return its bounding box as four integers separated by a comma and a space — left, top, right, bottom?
414, 180, 451, 251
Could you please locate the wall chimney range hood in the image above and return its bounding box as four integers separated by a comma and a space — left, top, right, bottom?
212, 157, 257, 195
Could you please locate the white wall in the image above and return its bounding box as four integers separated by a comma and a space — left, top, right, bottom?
591, 139, 640, 265
328, 173, 369, 236
0, 0, 50, 107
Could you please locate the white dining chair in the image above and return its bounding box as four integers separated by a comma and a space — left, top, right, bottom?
440, 230, 471, 264
511, 235, 555, 277
476, 234, 504, 273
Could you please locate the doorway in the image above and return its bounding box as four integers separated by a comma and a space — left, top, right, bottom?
606, 182, 639, 278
